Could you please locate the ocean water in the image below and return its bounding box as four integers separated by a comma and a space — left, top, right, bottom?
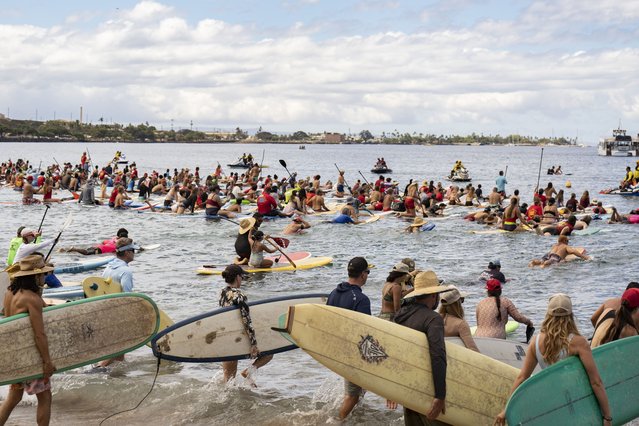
0, 142, 638, 425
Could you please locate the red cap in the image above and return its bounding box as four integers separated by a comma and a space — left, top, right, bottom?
486, 279, 502, 291
622, 288, 639, 309
26, 175, 34, 181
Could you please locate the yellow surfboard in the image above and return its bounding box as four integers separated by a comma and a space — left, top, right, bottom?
282, 304, 518, 426
196, 256, 333, 275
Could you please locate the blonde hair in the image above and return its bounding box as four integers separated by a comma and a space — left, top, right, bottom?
439, 300, 465, 320
540, 313, 580, 364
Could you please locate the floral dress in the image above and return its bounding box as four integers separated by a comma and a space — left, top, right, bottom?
219, 286, 257, 347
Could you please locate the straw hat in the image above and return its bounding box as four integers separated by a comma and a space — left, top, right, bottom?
440, 285, 469, 305
239, 218, 256, 234
403, 271, 451, 299
409, 217, 426, 227
6, 255, 54, 278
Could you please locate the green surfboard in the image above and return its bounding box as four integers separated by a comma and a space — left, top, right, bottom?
506, 335, 639, 425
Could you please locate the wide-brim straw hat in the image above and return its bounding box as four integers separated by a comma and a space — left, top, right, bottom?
239, 217, 256, 234
409, 217, 426, 227
403, 271, 452, 299
6, 254, 54, 278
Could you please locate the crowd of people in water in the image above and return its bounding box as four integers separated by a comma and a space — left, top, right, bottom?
1, 151, 638, 425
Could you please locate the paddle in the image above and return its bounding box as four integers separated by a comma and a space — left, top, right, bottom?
266, 237, 297, 268
37, 204, 51, 235
279, 159, 294, 180
358, 171, 371, 187
258, 149, 265, 180
504, 166, 508, 178
535, 148, 544, 190
45, 213, 73, 262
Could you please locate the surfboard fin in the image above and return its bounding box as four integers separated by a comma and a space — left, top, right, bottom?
270, 327, 289, 333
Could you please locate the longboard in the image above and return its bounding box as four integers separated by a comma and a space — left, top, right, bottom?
196, 256, 333, 275
54, 258, 112, 274
506, 335, 639, 425
0, 293, 159, 385
152, 294, 328, 362
281, 303, 519, 425
0, 272, 9, 315
42, 285, 85, 300
446, 336, 539, 372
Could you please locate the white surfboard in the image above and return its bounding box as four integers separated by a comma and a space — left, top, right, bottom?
446, 336, 539, 371
151, 294, 328, 362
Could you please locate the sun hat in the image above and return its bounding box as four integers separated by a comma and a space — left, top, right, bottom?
404, 271, 452, 299
7, 254, 54, 278
400, 258, 416, 272
409, 217, 426, 227
486, 279, 502, 291
347, 257, 369, 275
547, 293, 572, 316
392, 262, 410, 274
239, 217, 256, 234
621, 288, 639, 309
440, 285, 469, 305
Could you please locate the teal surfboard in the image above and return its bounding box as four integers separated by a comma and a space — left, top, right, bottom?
506, 335, 639, 425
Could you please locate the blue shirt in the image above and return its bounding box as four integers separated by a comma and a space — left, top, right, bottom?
327, 282, 371, 315
332, 214, 354, 224
496, 176, 508, 192
102, 258, 134, 292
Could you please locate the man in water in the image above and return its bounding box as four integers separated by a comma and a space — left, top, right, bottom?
327, 257, 371, 420
0, 255, 56, 425
528, 235, 590, 268
394, 271, 451, 425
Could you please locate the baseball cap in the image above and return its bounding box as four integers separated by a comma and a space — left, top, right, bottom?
488, 260, 501, 269
547, 293, 573, 317
116, 237, 140, 253
20, 228, 37, 238
392, 262, 410, 274
400, 258, 416, 272
621, 288, 639, 309
347, 257, 369, 275
486, 279, 502, 291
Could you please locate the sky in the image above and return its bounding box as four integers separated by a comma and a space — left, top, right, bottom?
1, 0, 639, 143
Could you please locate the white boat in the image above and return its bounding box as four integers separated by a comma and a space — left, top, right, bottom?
598, 127, 639, 156
446, 168, 472, 182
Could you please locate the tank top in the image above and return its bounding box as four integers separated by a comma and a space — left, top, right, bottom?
535, 333, 573, 369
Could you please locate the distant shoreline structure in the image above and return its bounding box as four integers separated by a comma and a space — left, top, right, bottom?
0, 116, 579, 146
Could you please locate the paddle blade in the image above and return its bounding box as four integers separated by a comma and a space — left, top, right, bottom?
271, 237, 290, 248
279, 159, 287, 168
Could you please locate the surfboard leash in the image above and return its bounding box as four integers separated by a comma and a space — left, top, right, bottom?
98, 357, 162, 425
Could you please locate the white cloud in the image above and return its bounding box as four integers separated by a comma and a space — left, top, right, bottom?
0, 1, 638, 141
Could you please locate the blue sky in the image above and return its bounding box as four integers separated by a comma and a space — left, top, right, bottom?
1, 0, 639, 142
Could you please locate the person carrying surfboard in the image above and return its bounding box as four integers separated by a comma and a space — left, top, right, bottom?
326, 256, 372, 420
393, 271, 453, 425
0, 255, 56, 426
219, 264, 272, 384
494, 294, 613, 426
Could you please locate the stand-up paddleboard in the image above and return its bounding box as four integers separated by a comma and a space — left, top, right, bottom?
471, 320, 520, 336
0, 272, 9, 315
199, 251, 312, 270
506, 335, 639, 425
281, 304, 518, 425
572, 228, 601, 236
152, 294, 328, 362
446, 337, 539, 372
54, 257, 112, 274
42, 285, 85, 300
0, 293, 159, 385
196, 256, 333, 275
357, 214, 381, 225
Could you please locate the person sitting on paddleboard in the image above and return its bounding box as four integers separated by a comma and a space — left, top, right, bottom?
0, 255, 56, 425
535, 214, 577, 236
219, 264, 272, 384
591, 288, 639, 348
257, 187, 290, 218
501, 197, 528, 231
234, 215, 262, 265
494, 294, 612, 426
439, 285, 478, 352
248, 231, 277, 268
475, 279, 533, 339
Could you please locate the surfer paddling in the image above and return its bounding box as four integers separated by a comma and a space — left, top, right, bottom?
219, 264, 272, 384
0, 255, 56, 426
494, 294, 612, 426
528, 235, 590, 268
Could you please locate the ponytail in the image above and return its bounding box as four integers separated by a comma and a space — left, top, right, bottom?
488, 289, 503, 321
600, 301, 638, 344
